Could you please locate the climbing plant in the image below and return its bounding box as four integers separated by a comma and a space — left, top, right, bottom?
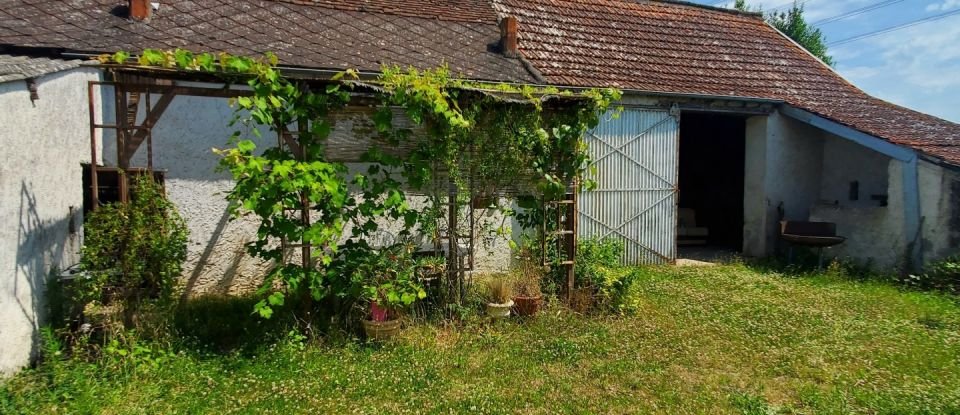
98, 49, 620, 321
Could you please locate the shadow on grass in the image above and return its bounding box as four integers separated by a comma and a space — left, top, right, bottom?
172, 295, 297, 355
171, 295, 372, 356
740, 245, 885, 280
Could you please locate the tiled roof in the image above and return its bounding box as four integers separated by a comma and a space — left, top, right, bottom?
0, 0, 535, 83
275, 0, 498, 22
0, 54, 80, 83
0, 0, 956, 165
495, 0, 960, 165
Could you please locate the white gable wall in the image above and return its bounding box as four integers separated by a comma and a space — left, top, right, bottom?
0, 67, 100, 377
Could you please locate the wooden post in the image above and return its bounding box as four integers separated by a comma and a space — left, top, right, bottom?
115, 83, 129, 203
447, 183, 460, 305
88, 82, 100, 210
567, 187, 577, 301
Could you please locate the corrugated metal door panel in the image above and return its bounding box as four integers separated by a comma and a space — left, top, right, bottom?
580, 108, 678, 264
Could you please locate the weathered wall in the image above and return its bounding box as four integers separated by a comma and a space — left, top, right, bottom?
743, 111, 824, 257
918, 161, 960, 263
819, 136, 890, 207
810, 158, 905, 269
809, 132, 903, 268
99, 89, 513, 296
742, 116, 768, 256
0, 68, 101, 376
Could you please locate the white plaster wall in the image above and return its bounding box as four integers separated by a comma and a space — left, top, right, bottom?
819, 136, 889, 207
0, 68, 101, 376
743, 115, 769, 256
811, 159, 905, 269
742, 111, 824, 257
919, 161, 960, 263
100, 89, 512, 296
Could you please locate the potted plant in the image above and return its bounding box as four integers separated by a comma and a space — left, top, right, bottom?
359, 244, 427, 341
509, 248, 545, 316
485, 275, 514, 319
512, 270, 543, 318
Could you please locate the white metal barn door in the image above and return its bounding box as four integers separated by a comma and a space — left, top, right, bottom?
580, 108, 679, 264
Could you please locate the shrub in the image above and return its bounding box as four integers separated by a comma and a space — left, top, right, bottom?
906, 254, 960, 295
574, 238, 638, 313
574, 238, 624, 286
354, 243, 427, 319
73, 175, 188, 327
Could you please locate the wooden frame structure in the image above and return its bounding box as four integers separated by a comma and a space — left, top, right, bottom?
87, 66, 580, 304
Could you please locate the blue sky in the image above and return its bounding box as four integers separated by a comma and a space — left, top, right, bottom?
688, 0, 960, 122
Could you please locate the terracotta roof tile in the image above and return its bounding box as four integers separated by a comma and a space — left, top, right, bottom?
0, 0, 535, 83
0, 0, 955, 164
496, 0, 960, 165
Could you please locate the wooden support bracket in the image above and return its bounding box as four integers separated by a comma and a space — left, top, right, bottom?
120, 92, 176, 162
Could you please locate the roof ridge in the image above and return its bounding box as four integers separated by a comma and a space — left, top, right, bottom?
270, 0, 499, 23
630, 0, 765, 19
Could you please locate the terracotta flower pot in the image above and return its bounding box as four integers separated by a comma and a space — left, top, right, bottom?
362, 318, 401, 341
512, 295, 543, 316
486, 300, 514, 319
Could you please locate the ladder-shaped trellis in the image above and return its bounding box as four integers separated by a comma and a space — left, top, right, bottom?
543, 190, 577, 298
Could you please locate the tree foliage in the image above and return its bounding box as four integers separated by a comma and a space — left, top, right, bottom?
734, 0, 835, 66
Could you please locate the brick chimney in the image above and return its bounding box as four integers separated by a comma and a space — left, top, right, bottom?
129, 0, 152, 21
500, 16, 519, 58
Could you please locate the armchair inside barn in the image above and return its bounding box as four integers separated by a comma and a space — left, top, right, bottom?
85, 49, 620, 328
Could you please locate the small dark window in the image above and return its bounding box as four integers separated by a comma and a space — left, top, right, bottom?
849, 181, 859, 201
81, 164, 165, 213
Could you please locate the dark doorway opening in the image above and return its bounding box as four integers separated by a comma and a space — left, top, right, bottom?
677, 113, 746, 252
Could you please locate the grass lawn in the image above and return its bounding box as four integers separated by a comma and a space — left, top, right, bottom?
2, 264, 959, 414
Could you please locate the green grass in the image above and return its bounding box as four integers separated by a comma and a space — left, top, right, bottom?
3, 264, 960, 414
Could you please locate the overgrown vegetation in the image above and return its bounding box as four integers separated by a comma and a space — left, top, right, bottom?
906, 254, 960, 295
5, 264, 959, 414
571, 238, 639, 313
69, 175, 188, 328
97, 49, 619, 326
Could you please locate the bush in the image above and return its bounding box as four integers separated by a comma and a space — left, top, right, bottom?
906, 254, 960, 295
574, 238, 637, 313
574, 238, 623, 285
73, 175, 188, 327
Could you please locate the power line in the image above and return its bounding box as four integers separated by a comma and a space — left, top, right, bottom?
812, 0, 904, 26
767, 0, 810, 14
828, 8, 960, 46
